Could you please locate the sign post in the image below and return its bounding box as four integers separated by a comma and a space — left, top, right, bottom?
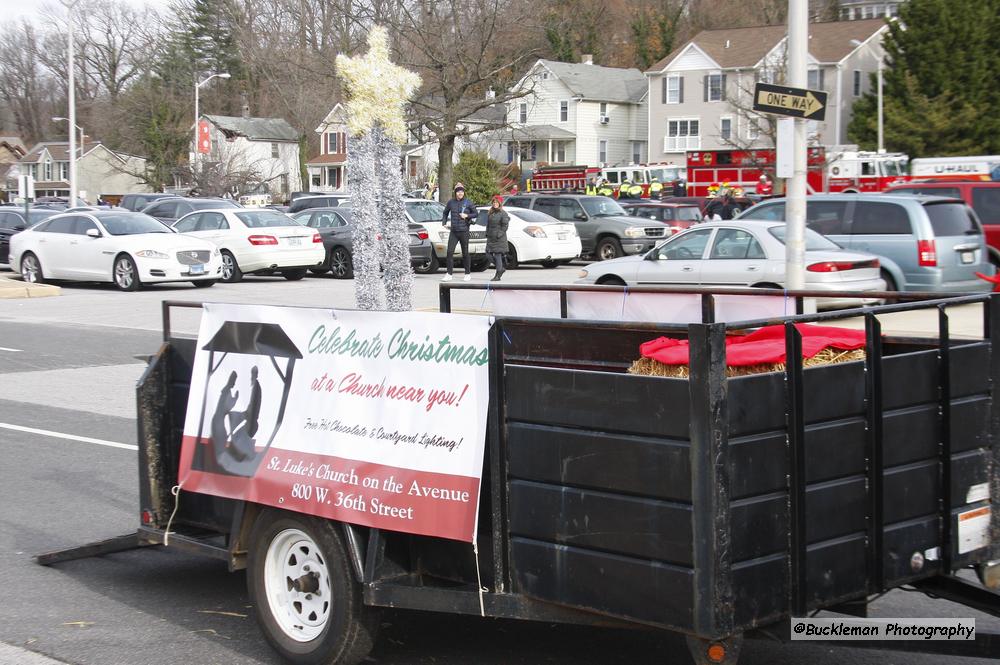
18, 175, 34, 229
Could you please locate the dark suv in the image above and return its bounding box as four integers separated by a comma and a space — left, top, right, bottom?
503, 194, 668, 260
287, 195, 351, 215
120, 192, 173, 212
140, 197, 241, 224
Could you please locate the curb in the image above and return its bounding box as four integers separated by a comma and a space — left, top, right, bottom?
0, 643, 70, 665
0, 276, 61, 299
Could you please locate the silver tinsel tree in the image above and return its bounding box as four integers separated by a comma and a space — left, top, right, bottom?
336, 27, 421, 312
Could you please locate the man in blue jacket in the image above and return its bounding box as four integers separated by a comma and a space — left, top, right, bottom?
441, 183, 478, 281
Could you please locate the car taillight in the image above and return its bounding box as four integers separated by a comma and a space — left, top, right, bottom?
807, 258, 880, 272
917, 239, 937, 266
416, 230, 429, 240
313, 233, 322, 243
248, 235, 278, 245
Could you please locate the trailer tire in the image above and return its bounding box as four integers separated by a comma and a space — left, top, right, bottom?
248, 510, 378, 665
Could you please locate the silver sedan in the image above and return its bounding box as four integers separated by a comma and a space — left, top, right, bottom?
576, 220, 886, 308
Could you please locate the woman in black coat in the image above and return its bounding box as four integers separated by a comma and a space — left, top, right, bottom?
485, 196, 510, 282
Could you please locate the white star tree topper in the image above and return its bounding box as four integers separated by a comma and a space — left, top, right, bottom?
335, 26, 422, 143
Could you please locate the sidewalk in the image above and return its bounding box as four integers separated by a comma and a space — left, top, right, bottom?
0, 643, 69, 665
0, 275, 60, 299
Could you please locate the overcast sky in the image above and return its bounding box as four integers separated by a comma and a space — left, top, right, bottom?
9, 0, 159, 22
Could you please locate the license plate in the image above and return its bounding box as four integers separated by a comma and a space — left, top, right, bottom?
961, 251, 974, 264
189, 264, 205, 275
288, 237, 302, 247
557, 233, 568, 240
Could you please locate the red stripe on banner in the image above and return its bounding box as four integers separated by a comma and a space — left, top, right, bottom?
178, 436, 481, 542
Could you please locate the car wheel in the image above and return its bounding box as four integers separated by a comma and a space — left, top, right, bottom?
192, 280, 216, 288
596, 275, 626, 286
283, 269, 308, 281
248, 510, 379, 665
20, 253, 44, 284
220, 250, 243, 283
540, 259, 559, 269
330, 247, 354, 279
412, 252, 439, 275
505, 244, 520, 269
880, 269, 897, 293
113, 254, 141, 291
596, 237, 624, 261
471, 257, 490, 272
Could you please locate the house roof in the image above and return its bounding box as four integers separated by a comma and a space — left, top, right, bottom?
496, 125, 577, 142
203, 115, 299, 142
306, 153, 348, 166
21, 141, 103, 163
647, 18, 887, 73
539, 60, 648, 103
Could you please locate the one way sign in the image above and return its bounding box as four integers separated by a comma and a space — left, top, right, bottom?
752, 82, 827, 121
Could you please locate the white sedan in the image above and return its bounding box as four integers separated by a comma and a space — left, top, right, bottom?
576, 220, 886, 308
10, 210, 222, 291
474, 206, 581, 268
172, 208, 325, 282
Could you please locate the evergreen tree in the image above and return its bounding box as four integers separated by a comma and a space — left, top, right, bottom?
848, 0, 1000, 156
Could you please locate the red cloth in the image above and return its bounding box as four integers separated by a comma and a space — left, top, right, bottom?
640, 324, 867, 367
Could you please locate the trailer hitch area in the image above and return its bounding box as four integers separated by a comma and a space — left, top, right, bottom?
979, 561, 1000, 590
290, 570, 321, 595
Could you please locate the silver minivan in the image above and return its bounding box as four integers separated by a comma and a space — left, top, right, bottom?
737, 194, 994, 292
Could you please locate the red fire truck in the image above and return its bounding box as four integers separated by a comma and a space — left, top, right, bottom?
526, 163, 685, 198
685, 148, 911, 196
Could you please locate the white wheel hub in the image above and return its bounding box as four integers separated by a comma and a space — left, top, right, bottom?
263, 528, 332, 642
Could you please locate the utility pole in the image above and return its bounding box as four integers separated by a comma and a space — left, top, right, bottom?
62, 0, 80, 205
785, 0, 808, 290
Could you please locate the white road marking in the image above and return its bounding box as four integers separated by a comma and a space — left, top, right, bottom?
0, 423, 137, 451
0, 346, 22, 352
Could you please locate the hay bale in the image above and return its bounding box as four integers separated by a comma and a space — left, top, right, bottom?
628, 347, 865, 378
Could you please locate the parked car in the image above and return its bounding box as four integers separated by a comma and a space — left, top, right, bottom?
120, 192, 174, 212
286, 194, 351, 215
403, 198, 489, 274
473, 206, 580, 268
737, 194, 994, 292
0, 209, 59, 265
290, 207, 434, 278
660, 195, 755, 216
622, 202, 703, 234
171, 208, 325, 282
884, 182, 1000, 265
576, 220, 886, 309
141, 197, 241, 224
503, 194, 670, 261
10, 211, 221, 291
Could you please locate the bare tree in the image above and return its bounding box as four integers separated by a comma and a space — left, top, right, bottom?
0, 21, 57, 145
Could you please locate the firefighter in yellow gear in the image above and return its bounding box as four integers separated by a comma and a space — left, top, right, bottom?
649, 177, 664, 199
597, 180, 615, 197
618, 179, 632, 199
625, 181, 644, 199
585, 178, 597, 195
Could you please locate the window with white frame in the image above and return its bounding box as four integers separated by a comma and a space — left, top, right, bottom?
559, 100, 568, 122
632, 141, 643, 164
43, 160, 52, 181
599, 140, 608, 163
664, 118, 700, 152
706, 73, 724, 102
720, 117, 732, 141
58, 162, 68, 181
555, 141, 567, 162
665, 75, 682, 104
807, 68, 825, 91
599, 102, 608, 119
271, 143, 279, 158
853, 70, 862, 97
518, 103, 527, 123
746, 117, 760, 141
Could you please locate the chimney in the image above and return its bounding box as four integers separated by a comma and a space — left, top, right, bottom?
240, 92, 250, 119
581, 54, 593, 65
725, 40, 731, 48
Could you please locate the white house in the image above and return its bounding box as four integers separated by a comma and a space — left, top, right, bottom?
499, 57, 649, 170
198, 113, 302, 199
306, 104, 348, 193
645, 19, 888, 163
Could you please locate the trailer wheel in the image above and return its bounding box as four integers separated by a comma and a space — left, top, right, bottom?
685, 634, 742, 665
248, 510, 378, 665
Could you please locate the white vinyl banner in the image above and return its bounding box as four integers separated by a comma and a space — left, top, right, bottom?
179, 304, 492, 542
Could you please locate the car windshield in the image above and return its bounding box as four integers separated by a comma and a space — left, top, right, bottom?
676, 207, 702, 221
28, 211, 58, 225
580, 196, 626, 217
648, 167, 681, 182
193, 199, 240, 209
768, 226, 841, 250
98, 213, 170, 235
236, 210, 297, 228
405, 201, 446, 222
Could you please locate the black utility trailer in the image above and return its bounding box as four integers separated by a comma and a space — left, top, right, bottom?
38, 285, 1000, 664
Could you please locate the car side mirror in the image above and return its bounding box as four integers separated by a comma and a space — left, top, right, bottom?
574, 212, 588, 221
86, 228, 101, 238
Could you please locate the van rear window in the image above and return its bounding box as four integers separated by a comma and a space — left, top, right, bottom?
972, 187, 1000, 224
924, 202, 979, 236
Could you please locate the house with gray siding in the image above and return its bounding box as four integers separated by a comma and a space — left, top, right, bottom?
500, 58, 648, 170
645, 19, 888, 164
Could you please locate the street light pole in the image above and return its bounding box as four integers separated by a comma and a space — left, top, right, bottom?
785, 0, 808, 291
876, 56, 884, 153
52, 117, 83, 159
62, 0, 80, 204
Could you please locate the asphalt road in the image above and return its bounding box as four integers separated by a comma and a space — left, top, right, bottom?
0, 267, 998, 665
